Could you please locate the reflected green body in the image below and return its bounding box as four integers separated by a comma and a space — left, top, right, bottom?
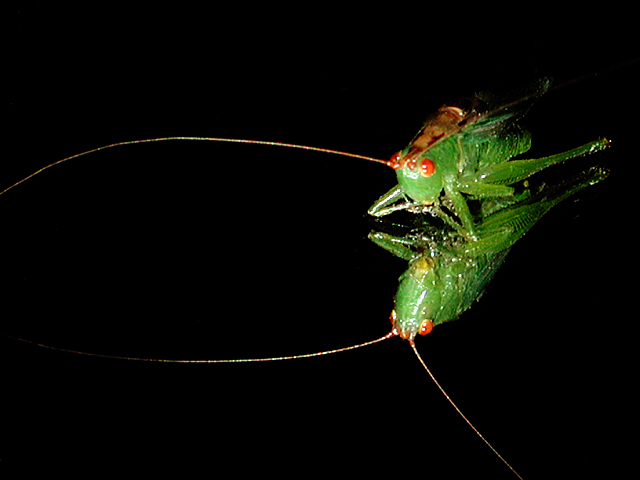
370, 165, 607, 339
391, 236, 509, 334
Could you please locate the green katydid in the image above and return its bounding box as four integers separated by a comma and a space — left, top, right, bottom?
368, 78, 609, 238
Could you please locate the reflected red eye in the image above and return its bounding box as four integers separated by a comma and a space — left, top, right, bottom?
387, 151, 403, 170
419, 319, 433, 335
421, 159, 435, 177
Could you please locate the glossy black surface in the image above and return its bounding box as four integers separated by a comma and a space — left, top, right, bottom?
5, 9, 636, 478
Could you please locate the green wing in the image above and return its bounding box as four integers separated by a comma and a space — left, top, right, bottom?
455, 77, 551, 172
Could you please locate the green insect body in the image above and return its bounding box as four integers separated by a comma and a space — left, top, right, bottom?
368, 78, 609, 238
369, 79, 609, 341
371, 229, 511, 339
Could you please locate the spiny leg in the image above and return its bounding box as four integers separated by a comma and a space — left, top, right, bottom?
466, 165, 609, 257
368, 231, 421, 261
368, 184, 414, 217
451, 138, 608, 238
470, 138, 609, 186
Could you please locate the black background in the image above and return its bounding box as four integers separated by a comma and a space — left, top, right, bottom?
4, 7, 637, 479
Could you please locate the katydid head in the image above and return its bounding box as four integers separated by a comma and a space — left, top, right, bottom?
389, 255, 439, 340
387, 105, 466, 206
392, 149, 444, 205
390, 309, 433, 340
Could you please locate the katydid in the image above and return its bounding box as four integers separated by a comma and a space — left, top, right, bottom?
368, 78, 609, 238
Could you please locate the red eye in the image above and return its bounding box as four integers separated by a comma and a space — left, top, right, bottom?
418, 320, 434, 335
421, 159, 435, 177
387, 151, 403, 170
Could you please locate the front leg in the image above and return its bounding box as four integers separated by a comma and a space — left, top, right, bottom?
443, 182, 477, 238
368, 231, 419, 261
368, 184, 414, 217
369, 182, 477, 238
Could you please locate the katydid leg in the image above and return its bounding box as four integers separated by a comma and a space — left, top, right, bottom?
368, 184, 413, 217
471, 139, 609, 186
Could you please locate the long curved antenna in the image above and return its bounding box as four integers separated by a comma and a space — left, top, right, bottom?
0, 331, 395, 363
0, 137, 387, 197
409, 340, 524, 480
